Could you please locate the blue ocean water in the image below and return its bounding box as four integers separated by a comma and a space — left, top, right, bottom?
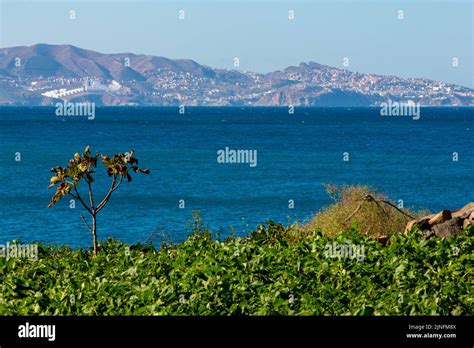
0, 107, 472, 247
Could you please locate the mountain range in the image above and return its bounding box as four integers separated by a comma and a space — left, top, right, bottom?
1, 44, 472, 106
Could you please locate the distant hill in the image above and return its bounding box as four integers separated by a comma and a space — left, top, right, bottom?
1, 44, 472, 106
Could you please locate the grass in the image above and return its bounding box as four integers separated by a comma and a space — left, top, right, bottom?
1, 219, 472, 316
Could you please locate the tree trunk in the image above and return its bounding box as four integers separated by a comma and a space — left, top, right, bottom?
92, 213, 97, 256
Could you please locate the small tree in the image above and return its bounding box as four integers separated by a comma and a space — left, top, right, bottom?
47, 146, 150, 255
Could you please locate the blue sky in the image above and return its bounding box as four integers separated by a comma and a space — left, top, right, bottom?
1, 0, 472, 87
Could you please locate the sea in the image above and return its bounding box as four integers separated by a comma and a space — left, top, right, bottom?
0, 106, 472, 247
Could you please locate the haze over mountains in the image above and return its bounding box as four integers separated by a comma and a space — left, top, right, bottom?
1, 44, 473, 106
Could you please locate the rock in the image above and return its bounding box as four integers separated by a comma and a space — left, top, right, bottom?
404, 220, 417, 234
404, 203, 473, 239
432, 218, 463, 238
404, 216, 432, 234
463, 219, 470, 230
466, 211, 474, 222
452, 202, 474, 218
428, 210, 452, 226
463, 211, 474, 229
378, 235, 388, 245
423, 229, 435, 239
417, 218, 432, 231
404, 217, 431, 234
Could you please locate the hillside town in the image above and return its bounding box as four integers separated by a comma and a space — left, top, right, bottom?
1, 45, 473, 106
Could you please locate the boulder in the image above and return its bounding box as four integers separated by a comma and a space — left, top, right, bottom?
404, 219, 418, 234
404, 202, 473, 239
417, 218, 432, 230
452, 202, 474, 218
404, 217, 431, 234
463, 211, 474, 229
423, 230, 435, 239
432, 218, 463, 238
378, 235, 388, 245
428, 210, 451, 226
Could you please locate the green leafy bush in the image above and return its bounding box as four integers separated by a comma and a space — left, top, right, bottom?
0, 222, 471, 316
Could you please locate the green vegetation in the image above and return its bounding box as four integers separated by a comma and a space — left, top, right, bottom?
1, 219, 472, 315
2, 184, 471, 316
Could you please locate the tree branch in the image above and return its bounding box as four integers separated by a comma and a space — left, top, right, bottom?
80, 213, 93, 233
73, 186, 93, 215
379, 199, 414, 220
343, 194, 372, 224
86, 178, 95, 210
96, 174, 123, 213
343, 194, 415, 224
